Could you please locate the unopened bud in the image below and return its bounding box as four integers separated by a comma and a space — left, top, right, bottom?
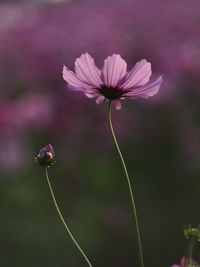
184, 224, 200, 241
35, 144, 56, 167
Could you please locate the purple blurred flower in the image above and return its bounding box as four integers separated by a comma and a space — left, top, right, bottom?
63, 53, 162, 109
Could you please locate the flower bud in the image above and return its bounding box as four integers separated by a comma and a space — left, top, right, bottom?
184, 224, 200, 241
35, 144, 56, 167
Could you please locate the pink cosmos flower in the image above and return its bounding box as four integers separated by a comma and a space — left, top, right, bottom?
63, 53, 163, 110
171, 257, 198, 267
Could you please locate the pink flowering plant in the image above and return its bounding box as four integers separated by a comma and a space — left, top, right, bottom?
36, 53, 199, 267
36, 53, 163, 267
62, 53, 162, 267
36, 53, 197, 267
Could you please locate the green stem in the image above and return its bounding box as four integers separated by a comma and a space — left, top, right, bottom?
188, 238, 194, 259
45, 168, 93, 267
108, 101, 144, 267
186, 238, 195, 266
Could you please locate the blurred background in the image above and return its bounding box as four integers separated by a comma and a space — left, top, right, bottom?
1, 0, 200, 266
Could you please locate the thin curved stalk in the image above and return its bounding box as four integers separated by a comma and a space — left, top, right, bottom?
45, 168, 93, 267
108, 101, 144, 267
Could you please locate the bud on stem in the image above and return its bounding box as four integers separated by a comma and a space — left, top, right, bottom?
183, 224, 200, 267
35, 144, 56, 167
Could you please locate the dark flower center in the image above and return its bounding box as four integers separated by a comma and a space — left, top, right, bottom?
98, 84, 125, 100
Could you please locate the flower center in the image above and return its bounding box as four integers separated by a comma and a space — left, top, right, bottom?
99, 85, 124, 100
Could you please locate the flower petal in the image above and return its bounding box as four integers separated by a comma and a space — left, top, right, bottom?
101, 54, 127, 87
63, 65, 92, 90
67, 84, 83, 91
96, 95, 105, 104
113, 100, 122, 110
181, 257, 195, 267
85, 93, 95, 98
123, 76, 163, 99
119, 59, 152, 89
75, 53, 102, 87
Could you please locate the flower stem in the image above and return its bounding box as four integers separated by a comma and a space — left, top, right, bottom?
188, 238, 194, 259
45, 168, 93, 267
108, 101, 144, 267
186, 238, 195, 266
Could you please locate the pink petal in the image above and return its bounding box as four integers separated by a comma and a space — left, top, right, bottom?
85, 90, 102, 99
63, 65, 92, 90
123, 76, 163, 99
96, 95, 105, 104
67, 84, 83, 91
85, 93, 95, 98
181, 257, 195, 267
101, 54, 127, 87
113, 100, 122, 110
119, 59, 152, 89
75, 53, 102, 87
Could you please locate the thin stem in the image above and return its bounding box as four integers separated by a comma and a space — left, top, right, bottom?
188, 238, 194, 259
45, 168, 93, 267
108, 101, 144, 267
186, 238, 195, 267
